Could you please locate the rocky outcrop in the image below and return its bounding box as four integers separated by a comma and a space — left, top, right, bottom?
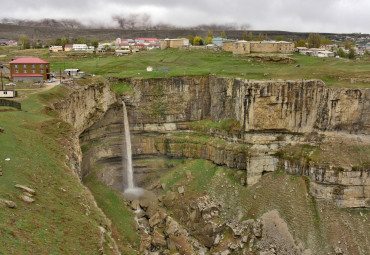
133, 188, 311, 255
209, 77, 369, 134
283, 160, 370, 207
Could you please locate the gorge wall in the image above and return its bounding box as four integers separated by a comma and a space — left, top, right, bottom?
53, 79, 119, 176
76, 75, 369, 208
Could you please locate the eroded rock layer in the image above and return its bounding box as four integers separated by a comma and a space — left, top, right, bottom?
77, 76, 369, 207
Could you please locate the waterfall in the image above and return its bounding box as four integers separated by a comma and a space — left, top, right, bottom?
122, 101, 134, 190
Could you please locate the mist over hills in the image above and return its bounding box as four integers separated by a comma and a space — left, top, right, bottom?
0, 18, 368, 42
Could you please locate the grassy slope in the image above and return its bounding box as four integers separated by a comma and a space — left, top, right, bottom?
0, 87, 117, 254
159, 159, 370, 254
1, 47, 370, 88
83, 171, 139, 255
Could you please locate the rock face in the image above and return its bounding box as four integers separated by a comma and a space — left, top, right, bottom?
209, 77, 369, 134
53, 80, 119, 177
74, 76, 369, 207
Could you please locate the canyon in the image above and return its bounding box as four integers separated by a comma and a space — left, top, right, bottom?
52, 75, 369, 254
56, 75, 370, 208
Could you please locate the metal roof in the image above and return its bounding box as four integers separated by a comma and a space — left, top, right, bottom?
9, 57, 49, 64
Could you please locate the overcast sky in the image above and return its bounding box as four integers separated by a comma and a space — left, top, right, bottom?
1, 0, 370, 33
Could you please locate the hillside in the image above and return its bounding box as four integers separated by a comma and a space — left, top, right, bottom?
0, 23, 366, 41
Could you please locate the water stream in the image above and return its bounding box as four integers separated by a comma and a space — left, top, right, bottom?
122, 101, 145, 199
122, 100, 134, 190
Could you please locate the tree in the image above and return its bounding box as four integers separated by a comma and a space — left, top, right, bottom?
307, 33, 321, 48
296, 39, 306, 47
220, 31, 227, 39
255, 33, 264, 41
348, 48, 355, 59
90, 40, 99, 48
61, 37, 68, 48
18, 34, 30, 49
77, 38, 85, 44
207, 30, 214, 38
242, 30, 248, 41
344, 40, 355, 49
320, 37, 332, 45
248, 32, 254, 41
193, 36, 204, 46
186, 35, 194, 45
55, 38, 62, 46
34, 42, 43, 49
275, 36, 285, 41
337, 48, 346, 58
205, 36, 213, 45
104, 45, 112, 52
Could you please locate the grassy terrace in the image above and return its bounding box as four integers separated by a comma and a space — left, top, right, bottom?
1, 47, 370, 88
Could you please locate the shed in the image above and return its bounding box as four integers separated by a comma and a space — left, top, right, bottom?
64, 69, 84, 77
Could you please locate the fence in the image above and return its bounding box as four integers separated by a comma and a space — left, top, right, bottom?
0, 98, 21, 110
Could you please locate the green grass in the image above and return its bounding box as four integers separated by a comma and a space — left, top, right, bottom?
83, 171, 139, 255
160, 159, 219, 193
0, 85, 117, 254
189, 118, 242, 133
110, 81, 134, 95
2, 47, 370, 88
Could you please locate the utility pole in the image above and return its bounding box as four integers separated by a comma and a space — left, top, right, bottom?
59, 68, 61, 84
1, 70, 3, 91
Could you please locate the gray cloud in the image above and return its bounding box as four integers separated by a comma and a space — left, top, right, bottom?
1, 0, 369, 33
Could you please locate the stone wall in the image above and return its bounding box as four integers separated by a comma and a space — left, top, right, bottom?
225, 41, 295, 54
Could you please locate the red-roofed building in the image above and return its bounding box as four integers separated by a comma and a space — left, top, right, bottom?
9, 57, 50, 82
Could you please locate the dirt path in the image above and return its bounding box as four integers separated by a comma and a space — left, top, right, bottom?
12, 80, 60, 102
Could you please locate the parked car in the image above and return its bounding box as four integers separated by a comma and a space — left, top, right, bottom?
47, 78, 56, 83
5, 83, 16, 86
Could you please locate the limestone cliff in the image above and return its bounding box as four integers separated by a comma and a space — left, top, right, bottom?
79, 75, 369, 208
53, 79, 119, 177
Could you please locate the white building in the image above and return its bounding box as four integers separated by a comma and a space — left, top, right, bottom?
73, 44, 88, 51
49, 46, 63, 52
317, 50, 335, 58
0, 90, 16, 98
64, 69, 85, 77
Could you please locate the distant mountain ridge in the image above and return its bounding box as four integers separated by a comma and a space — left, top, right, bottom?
0, 23, 367, 42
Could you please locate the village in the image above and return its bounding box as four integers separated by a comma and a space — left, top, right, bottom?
1, 33, 370, 99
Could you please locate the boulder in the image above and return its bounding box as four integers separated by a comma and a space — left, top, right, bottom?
252, 220, 262, 238
163, 191, 177, 209
139, 233, 152, 254
139, 199, 150, 209
164, 216, 179, 236
15, 184, 35, 194
149, 211, 166, 228
145, 204, 161, 219
0, 198, 17, 208
130, 200, 140, 210
334, 247, 343, 255
19, 195, 35, 203
220, 250, 231, 255
23, 192, 33, 197
178, 186, 185, 194
152, 230, 167, 248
